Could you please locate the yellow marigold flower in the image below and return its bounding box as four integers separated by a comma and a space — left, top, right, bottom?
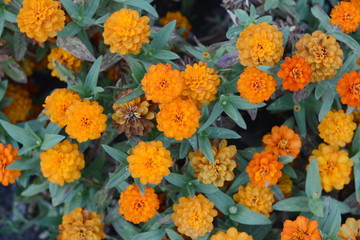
336, 70, 360, 107
159, 11, 192, 39
141, 63, 184, 104
17, 0, 65, 43
0, 143, 21, 186
157, 99, 200, 141
40, 140, 85, 186
4, 0, 11, 3
281, 216, 321, 240
103, 8, 150, 55
309, 143, 353, 192
118, 183, 160, 224
3, 83, 32, 124
182, 61, 220, 107
330, 1, 360, 34
318, 109, 356, 147
172, 194, 217, 239
127, 141, 172, 185
210, 227, 253, 240
278, 173, 293, 198
338, 218, 360, 240
65, 100, 107, 143
57, 208, 106, 240
233, 183, 274, 217
47, 48, 83, 81
236, 22, 284, 67
43, 88, 81, 128
189, 139, 237, 187
296, 30, 343, 82
237, 67, 277, 104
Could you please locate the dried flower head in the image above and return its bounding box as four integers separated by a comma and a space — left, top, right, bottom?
336, 70, 360, 107
159, 11, 192, 39
3, 83, 32, 124
338, 217, 360, 239
0, 143, 21, 186
278, 173, 293, 198
330, 1, 360, 33
210, 227, 254, 240
281, 216, 321, 240
47, 48, 83, 81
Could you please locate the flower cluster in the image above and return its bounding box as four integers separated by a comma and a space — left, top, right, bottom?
278, 56, 312, 91
330, 1, 360, 33
281, 216, 321, 240
0, 143, 21, 186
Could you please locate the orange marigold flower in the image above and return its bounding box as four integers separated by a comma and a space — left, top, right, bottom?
0, 143, 21, 186
57, 208, 106, 240
246, 151, 283, 187
103, 8, 150, 55
237, 67, 277, 104
3, 83, 32, 124
262, 125, 302, 158
336, 70, 360, 107
141, 63, 184, 104
43, 88, 81, 128
318, 109, 356, 147
172, 194, 217, 239
65, 100, 107, 143
233, 182, 274, 217
309, 143, 353, 192
330, 1, 360, 34
236, 22, 284, 67
189, 139, 237, 187
278, 173, 293, 198
17, 0, 65, 43
296, 30, 343, 82
157, 99, 200, 141
47, 48, 83, 81
118, 183, 160, 224
338, 218, 360, 240
182, 61, 220, 107
159, 11, 192, 39
210, 227, 253, 240
281, 216, 321, 240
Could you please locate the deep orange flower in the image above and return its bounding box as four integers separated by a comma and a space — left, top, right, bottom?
336, 70, 360, 107
278, 56, 312, 91
281, 216, 321, 240
159, 11, 192, 39
351, 0, 360, 8
330, 1, 360, 33
0, 143, 21, 186
3, 83, 32, 124
338, 218, 360, 239
210, 227, 253, 240
47, 48, 83, 81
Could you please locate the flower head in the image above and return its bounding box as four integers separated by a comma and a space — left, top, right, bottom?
278, 173, 293, 198
233, 183, 274, 217
57, 208, 106, 240
157, 99, 200, 141
237, 67, 277, 104
189, 139, 237, 187
210, 227, 253, 240
159, 11, 191, 39
47, 48, 83, 81
318, 109, 356, 147
3, 83, 32, 124
141, 63, 184, 104
118, 183, 160, 224
336, 70, 360, 107
236, 22, 284, 67
172, 194, 217, 239
330, 1, 360, 33
0, 143, 21, 186
65, 100, 107, 143
17, 0, 66, 42
351, 0, 360, 8
103, 8, 150, 55
296, 30, 343, 82
338, 218, 360, 240
281, 216, 321, 240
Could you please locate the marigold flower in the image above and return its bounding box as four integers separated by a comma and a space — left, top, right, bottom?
338, 218, 360, 240
233, 183, 274, 217
4, 0, 11, 3
236, 22, 284, 67
17, 0, 65, 43
318, 109, 356, 147
43, 89, 81, 128
57, 208, 106, 240
159, 11, 192, 39
278, 174, 293, 198
262, 125, 302, 158
210, 227, 253, 240
309, 143, 353, 192
3, 83, 32, 124
237, 67, 277, 104
47, 48, 83, 81
295, 30, 343, 82
65, 100, 107, 143
157, 99, 200, 141
336, 70, 360, 107
0, 143, 21, 186
189, 139, 237, 187
246, 151, 283, 187
141, 63, 184, 104
181, 61, 220, 107
330, 1, 360, 34
281, 216, 321, 240
118, 183, 160, 224
103, 8, 150, 55
172, 194, 217, 239
127, 141, 172, 185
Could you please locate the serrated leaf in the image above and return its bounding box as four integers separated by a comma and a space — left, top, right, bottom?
198, 135, 214, 163
85, 56, 102, 89
306, 157, 322, 199
57, 36, 96, 62
102, 144, 128, 164
150, 20, 176, 50
273, 196, 309, 212
105, 165, 131, 189
230, 204, 272, 225
41, 134, 65, 150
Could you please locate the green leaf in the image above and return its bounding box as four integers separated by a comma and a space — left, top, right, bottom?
331, 31, 360, 51
4, 10, 17, 23
105, 165, 131, 189
13, 32, 27, 61
134, 178, 146, 195
306, 157, 322, 199
230, 204, 272, 225
198, 135, 214, 163
318, 93, 335, 121
273, 196, 310, 212
351, 125, 360, 156
267, 94, 294, 111
21, 181, 49, 197
194, 182, 218, 194
264, 0, 280, 11
278, 155, 294, 165
234, 9, 249, 23
85, 56, 103, 90
205, 190, 235, 215
321, 196, 350, 214
60, 0, 79, 18
84, 0, 100, 18
152, 50, 180, 60
58, 22, 82, 37
311, 6, 332, 32
321, 208, 341, 239
165, 173, 191, 188
165, 229, 184, 240
57, 36, 96, 62
0, 58, 27, 84
41, 134, 65, 150
198, 101, 223, 132
223, 102, 247, 129
7, 155, 40, 170
271, 184, 284, 201
227, 95, 266, 110
53, 60, 80, 86
131, 230, 165, 240
150, 20, 176, 50
294, 103, 306, 135
0, 80, 8, 102
102, 144, 128, 164
126, 56, 147, 82
186, 183, 195, 198
282, 165, 297, 179
205, 127, 241, 139
227, 171, 249, 195
354, 162, 360, 202
179, 140, 191, 159
51, 182, 83, 206
125, 0, 158, 17
0, 120, 37, 146
308, 198, 324, 217
114, 85, 144, 104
